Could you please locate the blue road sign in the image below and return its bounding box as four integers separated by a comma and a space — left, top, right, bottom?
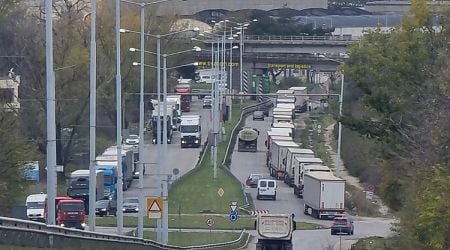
229, 211, 238, 222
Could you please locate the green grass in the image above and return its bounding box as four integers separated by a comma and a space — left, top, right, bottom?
352, 236, 387, 250
143, 231, 241, 247
297, 221, 328, 230
300, 115, 334, 166
168, 101, 255, 214
96, 215, 255, 229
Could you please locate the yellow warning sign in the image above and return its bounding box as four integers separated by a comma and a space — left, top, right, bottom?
146, 197, 163, 219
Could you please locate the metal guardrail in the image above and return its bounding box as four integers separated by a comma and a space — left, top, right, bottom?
0, 216, 248, 249
244, 35, 361, 42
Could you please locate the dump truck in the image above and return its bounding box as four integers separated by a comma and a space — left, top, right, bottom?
237, 127, 258, 152
255, 213, 296, 250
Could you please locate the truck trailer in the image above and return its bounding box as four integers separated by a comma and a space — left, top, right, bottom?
255, 213, 296, 250
269, 140, 299, 179
283, 148, 315, 186
292, 157, 324, 196
67, 170, 104, 214
303, 172, 345, 219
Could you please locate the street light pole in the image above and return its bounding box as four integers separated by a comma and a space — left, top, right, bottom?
228, 29, 233, 121
137, 4, 145, 239
162, 54, 169, 244
336, 73, 344, 178
239, 24, 243, 105
156, 34, 163, 242
45, 0, 56, 226
88, 0, 97, 232
115, 0, 124, 235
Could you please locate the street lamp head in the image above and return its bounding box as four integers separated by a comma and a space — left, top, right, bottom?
232, 45, 239, 49
252, 19, 258, 22
129, 48, 138, 52
132, 62, 140, 66
192, 62, 199, 66
243, 23, 250, 27
120, 28, 128, 33
192, 27, 200, 32
192, 46, 201, 52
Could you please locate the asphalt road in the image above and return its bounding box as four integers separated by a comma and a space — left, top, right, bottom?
229, 113, 394, 250
124, 97, 211, 198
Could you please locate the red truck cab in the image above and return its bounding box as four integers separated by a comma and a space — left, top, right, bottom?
45, 196, 86, 230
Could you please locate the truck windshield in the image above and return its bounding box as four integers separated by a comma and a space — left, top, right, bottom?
27, 202, 45, 209
61, 203, 85, 212
104, 176, 113, 185
180, 125, 198, 133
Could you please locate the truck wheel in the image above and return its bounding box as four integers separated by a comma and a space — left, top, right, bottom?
273, 195, 276, 201
283, 242, 293, 250
255, 242, 262, 250
256, 195, 260, 200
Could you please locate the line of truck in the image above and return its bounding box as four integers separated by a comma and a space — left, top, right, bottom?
265, 87, 346, 220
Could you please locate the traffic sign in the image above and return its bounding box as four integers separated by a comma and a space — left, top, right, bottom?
365, 191, 374, 200
206, 218, 215, 227
229, 211, 238, 222
146, 197, 163, 219
230, 201, 238, 212
368, 184, 375, 192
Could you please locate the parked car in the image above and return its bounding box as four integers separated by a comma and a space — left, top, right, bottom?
331, 217, 354, 235
95, 200, 117, 217
257, 179, 277, 200
252, 111, 264, 121
246, 174, 264, 188
125, 134, 139, 145
123, 197, 139, 213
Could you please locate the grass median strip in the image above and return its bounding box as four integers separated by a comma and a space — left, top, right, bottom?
168, 101, 254, 214
144, 231, 242, 247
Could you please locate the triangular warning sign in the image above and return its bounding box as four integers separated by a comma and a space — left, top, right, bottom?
149, 200, 161, 212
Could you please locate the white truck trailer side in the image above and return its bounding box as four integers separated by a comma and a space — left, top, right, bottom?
292, 157, 324, 196
269, 140, 299, 179
283, 148, 315, 186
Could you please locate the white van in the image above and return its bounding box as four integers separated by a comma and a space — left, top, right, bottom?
257, 179, 277, 200
26, 193, 47, 222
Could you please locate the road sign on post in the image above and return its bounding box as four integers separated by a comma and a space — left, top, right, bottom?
147, 197, 163, 219
229, 211, 238, 222
206, 218, 215, 228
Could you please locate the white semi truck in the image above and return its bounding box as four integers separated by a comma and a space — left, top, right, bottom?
303, 172, 345, 219
283, 148, 315, 186
179, 114, 202, 148
255, 213, 296, 250
268, 140, 299, 179
289, 86, 307, 112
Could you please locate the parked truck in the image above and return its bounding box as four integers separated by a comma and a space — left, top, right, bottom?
175, 84, 192, 112
303, 172, 345, 219
255, 213, 296, 250
292, 157, 324, 196
283, 148, 315, 186
67, 170, 104, 214
179, 114, 202, 148
45, 196, 86, 230
122, 144, 141, 179
101, 146, 134, 190
166, 95, 182, 120
237, 127, 258, 152
269, 140, 299, 179
272, 122, 294, 138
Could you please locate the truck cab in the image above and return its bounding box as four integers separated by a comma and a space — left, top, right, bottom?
151, 105, 175, 144
26, 193, 47, 222
45, 196, 86, 230
95, 161, 117, 200
179, 115, 201, 148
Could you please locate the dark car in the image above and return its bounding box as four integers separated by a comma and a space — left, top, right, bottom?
95, 200, 117, 217
245, 174, 264, 188
252, 111, 264, 121
331, 217, 354, 235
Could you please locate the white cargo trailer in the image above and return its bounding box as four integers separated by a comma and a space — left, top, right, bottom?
303, 172, 345, 219
283, 148, 315, 186
292, 157, 324, 196
269, 140, 299, 179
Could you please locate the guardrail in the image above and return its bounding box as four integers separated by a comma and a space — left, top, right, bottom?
244, 35, 360, 42
0, 216, 248, 249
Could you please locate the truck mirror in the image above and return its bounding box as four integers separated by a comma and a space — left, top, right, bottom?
264, 140, 267, 147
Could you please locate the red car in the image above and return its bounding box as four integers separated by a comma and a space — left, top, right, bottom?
331, 217, 354, 235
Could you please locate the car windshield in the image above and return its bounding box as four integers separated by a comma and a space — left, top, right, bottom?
104, 176, 113, 185
61, 203, 85, 212
254, 111, 263, 115
128, 135, 138, 139
67, 188, 89, 196
124, 198, 139, 204
180, 125, 199, 133
27, 201, 45, 209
